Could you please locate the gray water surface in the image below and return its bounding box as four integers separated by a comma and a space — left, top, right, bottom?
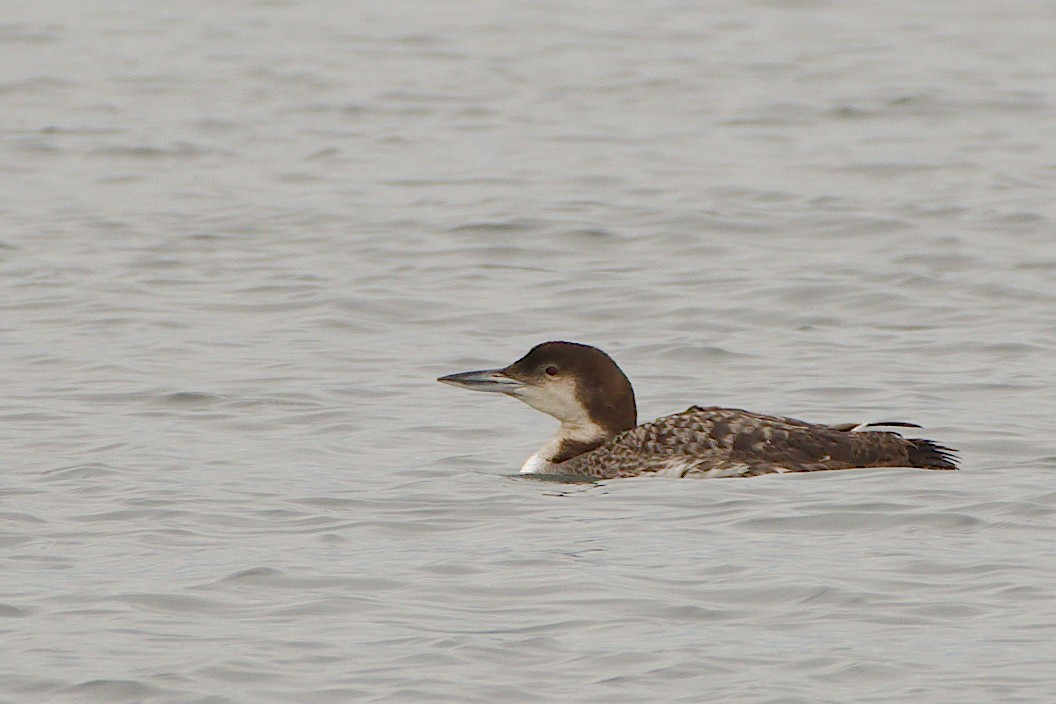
3, 2, 1056, 702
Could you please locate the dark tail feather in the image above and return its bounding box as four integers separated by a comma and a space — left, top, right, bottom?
908, 439, 959, 470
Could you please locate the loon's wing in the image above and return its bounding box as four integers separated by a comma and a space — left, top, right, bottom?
828, 420, 922, 432
566, 406, 956, 479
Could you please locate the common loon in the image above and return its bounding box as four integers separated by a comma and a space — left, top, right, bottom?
438, 341, 958, 479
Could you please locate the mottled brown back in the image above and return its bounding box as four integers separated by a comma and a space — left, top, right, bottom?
558, 406, 957, 479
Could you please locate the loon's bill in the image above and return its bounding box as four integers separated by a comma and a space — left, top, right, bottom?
438, 341, 958, 479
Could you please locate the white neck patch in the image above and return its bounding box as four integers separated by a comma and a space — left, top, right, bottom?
519, 451, 553, 474
518, 421, 607, 474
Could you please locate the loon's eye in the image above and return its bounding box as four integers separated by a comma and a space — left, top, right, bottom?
544, 365, 559, 376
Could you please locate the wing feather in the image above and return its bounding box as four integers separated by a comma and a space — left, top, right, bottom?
560, 406, 951, 479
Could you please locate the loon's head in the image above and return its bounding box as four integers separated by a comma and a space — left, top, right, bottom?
438, 341, 637, 440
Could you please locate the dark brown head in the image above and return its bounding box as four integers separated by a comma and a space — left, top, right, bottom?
437, 341, 637, 438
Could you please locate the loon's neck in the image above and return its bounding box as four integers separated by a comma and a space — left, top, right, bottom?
519, 420, 612, 474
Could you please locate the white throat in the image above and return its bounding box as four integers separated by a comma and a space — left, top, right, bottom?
519, 420, 607, 474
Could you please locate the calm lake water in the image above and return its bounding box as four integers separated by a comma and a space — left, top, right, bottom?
2, 1, 1056, 702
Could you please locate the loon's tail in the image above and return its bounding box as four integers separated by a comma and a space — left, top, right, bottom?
908, 439, 959, 470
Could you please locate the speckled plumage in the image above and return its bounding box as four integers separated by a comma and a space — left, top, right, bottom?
556, 405, 958, 479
